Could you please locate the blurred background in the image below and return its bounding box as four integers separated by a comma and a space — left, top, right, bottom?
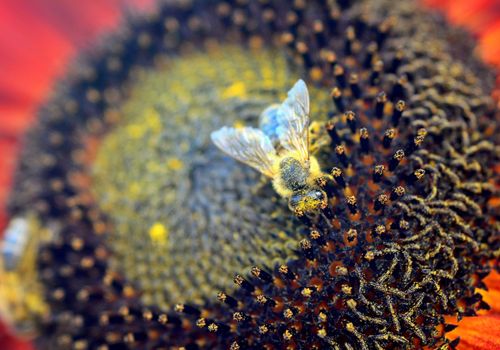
0, 1, 155, 348
0, 0, 155, 230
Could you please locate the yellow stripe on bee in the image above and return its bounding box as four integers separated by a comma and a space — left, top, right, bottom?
149, 223, 168, 245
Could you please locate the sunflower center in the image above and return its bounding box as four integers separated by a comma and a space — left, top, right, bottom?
92, 45, 305, 308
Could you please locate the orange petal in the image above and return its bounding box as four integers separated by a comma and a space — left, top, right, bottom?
445, 0, 500, 33
479, 19, 500, 66
421, 0, 500, 70
477, 270, 500, 315
444, 271, 500, 349
447, 314, 500, 350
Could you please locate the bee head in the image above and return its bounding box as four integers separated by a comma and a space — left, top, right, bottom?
288, 188, 327, 216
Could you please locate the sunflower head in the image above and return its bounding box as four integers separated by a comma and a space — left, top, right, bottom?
1, 0, 499, 349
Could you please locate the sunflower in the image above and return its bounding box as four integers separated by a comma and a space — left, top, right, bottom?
0, 0, 499, 349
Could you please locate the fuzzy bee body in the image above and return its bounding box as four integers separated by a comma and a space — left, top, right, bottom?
211, 80, 327, 215
278, 156, 309, 191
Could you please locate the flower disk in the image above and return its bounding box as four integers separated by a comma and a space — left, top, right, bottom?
92, 46, 309, 308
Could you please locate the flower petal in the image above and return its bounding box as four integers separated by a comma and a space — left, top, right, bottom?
448, 314, 500, 350
477, 270, 500, 315
421, 0, 500, 67
444, 271, 500, 349
0, 322, 32, 350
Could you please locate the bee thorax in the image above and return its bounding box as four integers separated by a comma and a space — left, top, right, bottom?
279, 157, 309, 191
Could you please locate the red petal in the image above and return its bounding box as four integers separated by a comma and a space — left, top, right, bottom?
0, 322, 32, 350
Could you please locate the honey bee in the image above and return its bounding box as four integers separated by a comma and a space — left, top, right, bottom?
211, 79, 327, 216
0, 216, 52, 337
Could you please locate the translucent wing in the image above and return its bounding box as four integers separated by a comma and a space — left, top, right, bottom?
211, 126, 277, 177
275, 79, 310, 162
1, 218, 29, 270
258, 104, 281, 145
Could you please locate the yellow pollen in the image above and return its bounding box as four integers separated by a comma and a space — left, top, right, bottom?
301, 287, 313, 297
166, 158, 184, 170
126, 124, 146, 139
222, 81, 247, 99
317, 328, 327, 338
128, 182, 141, 196
144, 108, 162, 133
149, 223, 168, 245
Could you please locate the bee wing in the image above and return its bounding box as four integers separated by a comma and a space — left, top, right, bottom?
258, 104, 281, 144
276, 79, 310, 162
211, 126, 277, 177
1, 218, 29, 271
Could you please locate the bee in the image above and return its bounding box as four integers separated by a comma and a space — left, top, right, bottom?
0, 216, 52, 337
211, 79, 327, 216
